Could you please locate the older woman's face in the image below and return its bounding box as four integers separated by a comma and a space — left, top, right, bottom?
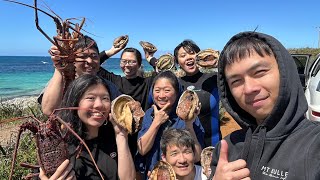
77, 84, 111, 131
153, 78, 177, 110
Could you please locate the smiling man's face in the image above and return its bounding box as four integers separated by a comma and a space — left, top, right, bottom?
225, 50, 280, 124
162, 144, 195, 178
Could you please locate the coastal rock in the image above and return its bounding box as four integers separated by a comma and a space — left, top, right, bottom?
1, 96, 39, 109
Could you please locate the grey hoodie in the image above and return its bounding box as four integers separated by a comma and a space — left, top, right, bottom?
209, 32, 320, 179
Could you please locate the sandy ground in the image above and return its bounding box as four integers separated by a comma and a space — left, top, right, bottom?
0, 96, 38, 147
220, 112, 242, 138
0, 122, 21, 147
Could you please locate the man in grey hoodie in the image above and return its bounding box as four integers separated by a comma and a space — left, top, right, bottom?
209, 31, 320, 180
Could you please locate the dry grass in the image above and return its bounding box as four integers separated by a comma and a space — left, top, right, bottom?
220, 112, 241, 138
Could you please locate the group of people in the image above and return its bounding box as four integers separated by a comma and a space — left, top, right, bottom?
37, 30, 320, 180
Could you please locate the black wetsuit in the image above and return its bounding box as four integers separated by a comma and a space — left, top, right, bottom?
179, 71, 221, 147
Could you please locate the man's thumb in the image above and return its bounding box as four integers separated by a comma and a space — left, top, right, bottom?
218, 139, 229, 164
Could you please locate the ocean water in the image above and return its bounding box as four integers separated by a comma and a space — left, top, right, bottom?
0, 56, 153, 99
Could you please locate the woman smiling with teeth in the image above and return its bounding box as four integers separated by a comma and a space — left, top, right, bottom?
135, 71, 204, 180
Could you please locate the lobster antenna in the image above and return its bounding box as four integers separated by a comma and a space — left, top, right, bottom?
38, 0, 63, 22
253, 25, 259, 33
3, 0, 57, 20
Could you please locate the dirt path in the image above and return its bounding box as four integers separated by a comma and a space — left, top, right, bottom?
0, 117, 30, 147
220, 112, 241, 138
0, 123, 20, 147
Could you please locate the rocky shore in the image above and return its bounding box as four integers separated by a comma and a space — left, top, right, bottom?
0, 96, 39, 109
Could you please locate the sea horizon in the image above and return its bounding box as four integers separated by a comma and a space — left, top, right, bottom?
0, 56, 154, 100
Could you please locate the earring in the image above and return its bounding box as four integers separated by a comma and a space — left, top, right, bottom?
104, 116, 109, 125
104, 120, 108, 126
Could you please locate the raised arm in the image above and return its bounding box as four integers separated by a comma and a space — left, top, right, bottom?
99, 42, 126, 64
41, 45, 65, 115
185, 117, 204, 163
143, 48, 157, 70
109, 114, 135, 180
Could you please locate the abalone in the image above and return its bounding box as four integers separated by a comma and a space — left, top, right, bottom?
176, 90, 200, 121
196, 48, 219, 68
139, 41, 157, 53
111, 95, 144, 134
149, 161, 176, 180
113, 35, 129, 48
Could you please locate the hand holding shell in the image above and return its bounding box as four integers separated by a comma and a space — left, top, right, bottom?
113, 35, 129, 48
111, 95, 145, 134
139, 41, 158, 53
176, 90, 200, 121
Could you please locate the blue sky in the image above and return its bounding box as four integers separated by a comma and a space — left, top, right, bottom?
1, 0, 319, 57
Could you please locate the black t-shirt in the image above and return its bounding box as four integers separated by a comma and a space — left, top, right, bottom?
97, 68, 155, 159
70, 123, 119, 180
98, 68, 154, 111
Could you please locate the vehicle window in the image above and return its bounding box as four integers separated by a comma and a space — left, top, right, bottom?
293, 56, 308, 68
293, 57, 305, 74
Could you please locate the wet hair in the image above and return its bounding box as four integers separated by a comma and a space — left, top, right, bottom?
160, 128, 195, 156
220, 35, 274, 70
173, 39, 201, 64
74, 35, 99, 53
152, 70, 180, 97
59, 74, 111, 139
120, 47, 142, 66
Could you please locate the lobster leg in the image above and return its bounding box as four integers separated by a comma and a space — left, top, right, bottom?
9, 128, 25, 180
23, 172, 40, 180
20, 162, 40, 169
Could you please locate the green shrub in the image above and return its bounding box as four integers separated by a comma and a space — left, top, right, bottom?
0, 99, 43, 179
0, 133, 37, 179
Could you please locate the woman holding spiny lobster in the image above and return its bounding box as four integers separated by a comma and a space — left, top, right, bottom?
39, 74, 135, 180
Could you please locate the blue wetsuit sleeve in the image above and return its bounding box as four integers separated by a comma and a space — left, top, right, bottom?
193, 117, 205, 148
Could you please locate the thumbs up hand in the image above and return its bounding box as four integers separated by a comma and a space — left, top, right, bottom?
213, 140, 251, 180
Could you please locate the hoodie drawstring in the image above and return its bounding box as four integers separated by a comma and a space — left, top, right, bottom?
241, 127, 253, 160
240, 126, 267, 179
251, 126, 267, 179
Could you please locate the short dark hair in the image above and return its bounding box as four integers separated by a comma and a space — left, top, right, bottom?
152, 70, 180, 96
75, 35, 99, 53
160, 128, 195, 155
59, 74, 111, 138
220, 35, 274, 70
120, 47, 142, 66
174, 39, 200, 64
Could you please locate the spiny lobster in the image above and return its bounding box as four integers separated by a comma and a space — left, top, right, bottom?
4, 0, 92, 94
1, 107, 105, 180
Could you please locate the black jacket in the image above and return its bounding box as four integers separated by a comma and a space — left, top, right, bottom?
209, 32, 320, 179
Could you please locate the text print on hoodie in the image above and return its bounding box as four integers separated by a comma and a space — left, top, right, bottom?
209, 32, 320, 180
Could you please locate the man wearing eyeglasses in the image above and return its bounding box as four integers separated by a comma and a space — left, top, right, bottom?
40, 35, 122, 115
